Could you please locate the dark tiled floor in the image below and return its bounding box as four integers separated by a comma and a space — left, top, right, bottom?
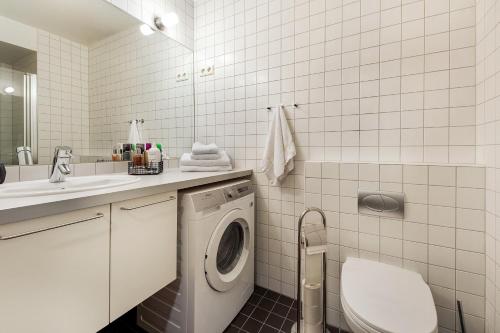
223, 285, 296, 333
97, 308, 146, 333
98, 286, 343, 333
224, 286, 342, 333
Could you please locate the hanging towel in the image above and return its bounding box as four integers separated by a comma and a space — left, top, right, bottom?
137, 120, 145, 143
192, 142, 219, 155
128, 120, 140, 144
180, 165, 233, 172
180, 151, 231, 167
191, 152, 221, 160
260, 105, 296, 185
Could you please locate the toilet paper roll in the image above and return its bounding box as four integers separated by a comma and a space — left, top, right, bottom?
304, 253, 322, 283
303, 282, 322, 325
304, 322, 322, 333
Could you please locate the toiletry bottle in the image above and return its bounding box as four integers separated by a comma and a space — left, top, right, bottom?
112, 145, 122, 161
144, 149, 150, 166
133, 148, 144, 166
149, 146, 161, 163
123, 144, 132, 161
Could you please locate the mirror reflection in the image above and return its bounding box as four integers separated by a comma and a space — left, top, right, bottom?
0, 42, 37, 165
0, 0, 194, 166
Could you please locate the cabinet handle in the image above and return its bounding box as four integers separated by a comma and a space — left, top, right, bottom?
0, 213, 105, 240
120, 196, 176, 211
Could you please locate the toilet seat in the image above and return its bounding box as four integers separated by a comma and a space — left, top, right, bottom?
340, 258, 438, 333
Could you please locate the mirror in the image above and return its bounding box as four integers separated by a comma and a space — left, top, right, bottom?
0, 42, 36, 165
0, 0, 194, 165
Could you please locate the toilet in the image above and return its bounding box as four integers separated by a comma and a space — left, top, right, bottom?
340, 257, 438, 333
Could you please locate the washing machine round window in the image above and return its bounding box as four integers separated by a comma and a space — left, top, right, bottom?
217, 220, 245, 274
205, 209, 251, 292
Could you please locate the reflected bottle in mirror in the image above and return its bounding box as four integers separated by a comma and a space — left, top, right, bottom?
0, 163, 6, 184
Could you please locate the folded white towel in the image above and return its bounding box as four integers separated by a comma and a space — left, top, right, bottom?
260, 105, 296, 185
180, 165, 233, 172
180, 150, 231, 167
192, 142, 219, 155
191, 152, 221, 160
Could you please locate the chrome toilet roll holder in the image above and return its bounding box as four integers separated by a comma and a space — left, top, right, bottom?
292, 207, 330, 333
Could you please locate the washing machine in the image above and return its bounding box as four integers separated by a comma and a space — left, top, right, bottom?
137, 179, 255, 333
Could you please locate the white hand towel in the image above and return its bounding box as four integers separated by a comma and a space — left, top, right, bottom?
192, 142, 219, 155
260, 105, 296, 185
128, 120, 140, 144
137, 120, 144, 143
180, 150, 231, 167
191, 152, 221, 160
180, 165, 233, 172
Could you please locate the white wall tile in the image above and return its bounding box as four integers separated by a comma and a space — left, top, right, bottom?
303, 162, 485, 330
19, 165, 49, 181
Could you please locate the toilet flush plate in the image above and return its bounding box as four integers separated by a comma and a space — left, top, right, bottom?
357, 190, 405, 219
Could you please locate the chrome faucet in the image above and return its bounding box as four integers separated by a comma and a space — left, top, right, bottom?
49, 146, 72, 183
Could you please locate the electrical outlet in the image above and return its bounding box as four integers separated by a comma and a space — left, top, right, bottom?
176, 72, 189, 82
200, 65, 214, 77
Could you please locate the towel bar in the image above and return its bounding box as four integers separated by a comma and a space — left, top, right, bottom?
266, 103, 299, 111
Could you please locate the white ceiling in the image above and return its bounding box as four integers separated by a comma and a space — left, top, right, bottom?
0, 0, 142, 45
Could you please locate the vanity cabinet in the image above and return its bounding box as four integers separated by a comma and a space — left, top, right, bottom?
0, 206, 110, 333
110, 191, 178, 321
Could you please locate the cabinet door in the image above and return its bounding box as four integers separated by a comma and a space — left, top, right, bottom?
0, 205, 110, 333
110, 191, 177, 321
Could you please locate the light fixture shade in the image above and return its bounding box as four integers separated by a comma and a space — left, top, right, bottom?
163, 12, 179, 28
154, 12, 179, 31
3, 86, 14, 94
140, 24, 155, 36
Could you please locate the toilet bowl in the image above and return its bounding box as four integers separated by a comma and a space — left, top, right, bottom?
340, 257, 438, 333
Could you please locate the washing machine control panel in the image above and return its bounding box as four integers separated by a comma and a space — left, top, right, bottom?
223, 184, 252, 202
190, 180, 253, 212
191, 190, 226, 212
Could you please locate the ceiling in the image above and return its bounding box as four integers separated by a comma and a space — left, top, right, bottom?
0, 0, 142, 45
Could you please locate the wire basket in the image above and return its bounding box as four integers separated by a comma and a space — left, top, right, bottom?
128, 161, 163, 175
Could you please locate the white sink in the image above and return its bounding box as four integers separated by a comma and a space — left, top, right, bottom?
0, 175, 141, 198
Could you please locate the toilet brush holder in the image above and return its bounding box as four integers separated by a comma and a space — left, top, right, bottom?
291, 207, 331, 333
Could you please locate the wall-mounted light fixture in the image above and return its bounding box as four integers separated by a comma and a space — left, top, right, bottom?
153, 12, 179, 31
3, 86, 14, 94
140, 24, 155, 36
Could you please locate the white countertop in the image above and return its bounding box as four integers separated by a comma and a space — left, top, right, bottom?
0, 168, 253, 224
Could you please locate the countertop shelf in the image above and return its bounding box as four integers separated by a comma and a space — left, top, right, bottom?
0, 168, 253, 224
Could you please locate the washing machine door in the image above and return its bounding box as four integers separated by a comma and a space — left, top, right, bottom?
205, 208, 251, 292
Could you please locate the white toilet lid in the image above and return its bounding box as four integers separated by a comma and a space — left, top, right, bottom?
341, 258, 437, 333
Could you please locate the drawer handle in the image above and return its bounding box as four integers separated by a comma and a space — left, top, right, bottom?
0, 213, 105, 240
120, 196, 176, 211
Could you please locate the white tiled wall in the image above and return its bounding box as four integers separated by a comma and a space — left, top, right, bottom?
107, 0, 195, 49
304, 161, 485, 332
194, 0, 477, 164
88, 26, 194, 159
36, 30, 90, 164
475, 0, 500, 331
193, 1, 481, 330
0, 66, 15, 164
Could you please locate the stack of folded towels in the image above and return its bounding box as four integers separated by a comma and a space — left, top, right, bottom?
180, 142, 233, 172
